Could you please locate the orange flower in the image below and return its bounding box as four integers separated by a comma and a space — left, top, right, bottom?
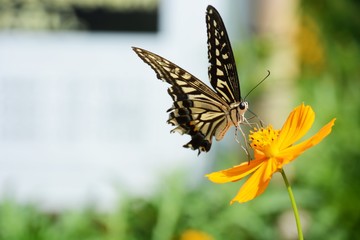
206, 103, 336, 204
180, 229, 213, 240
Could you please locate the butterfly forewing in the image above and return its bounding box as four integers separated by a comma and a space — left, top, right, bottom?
132, 47, 233, 153
206, 5, 241, 103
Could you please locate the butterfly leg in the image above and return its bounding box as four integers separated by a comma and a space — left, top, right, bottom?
236, 124, 252, 162
234, 127, 240, 143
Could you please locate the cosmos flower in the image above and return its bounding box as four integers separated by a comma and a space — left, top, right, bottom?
207, 103, 336, 204
180, 229, 213, 240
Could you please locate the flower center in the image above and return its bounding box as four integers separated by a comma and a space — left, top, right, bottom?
249, 125, 280, 157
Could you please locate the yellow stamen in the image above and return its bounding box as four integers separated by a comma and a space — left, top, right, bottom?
249, 125, 280, 157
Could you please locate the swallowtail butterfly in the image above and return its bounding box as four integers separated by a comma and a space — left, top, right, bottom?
132, 5, 248, 154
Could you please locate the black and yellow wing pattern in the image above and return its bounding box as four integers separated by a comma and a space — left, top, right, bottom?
206, 5, 241, 104
132, 5, 248, 154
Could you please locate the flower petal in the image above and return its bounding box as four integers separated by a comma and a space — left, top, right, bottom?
279, 118, 336, 165
206, 157, 265, 183
230, 159, 277, 203
276, 103, 315, 150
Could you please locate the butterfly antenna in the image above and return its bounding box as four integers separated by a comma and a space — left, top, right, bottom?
243, 70, 270, 100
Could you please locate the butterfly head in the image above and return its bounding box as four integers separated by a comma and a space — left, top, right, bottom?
231, 101, 248, 113
238, 101, 249, 121
239, 101, 248, 111
229, 101, 248, 127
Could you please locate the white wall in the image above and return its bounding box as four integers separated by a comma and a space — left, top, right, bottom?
0, 0, 250, 210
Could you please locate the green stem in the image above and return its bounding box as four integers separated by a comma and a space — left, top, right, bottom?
280, 168, 304, 240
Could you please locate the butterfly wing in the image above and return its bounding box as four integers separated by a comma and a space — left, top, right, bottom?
206, 5, 241, 104
132, 47, 233, 154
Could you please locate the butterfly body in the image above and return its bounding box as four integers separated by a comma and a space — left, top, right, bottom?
132, 5, 248, 154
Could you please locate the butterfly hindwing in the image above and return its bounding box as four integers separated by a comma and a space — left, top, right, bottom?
132, 47, 233, 153
206, 5, 241, 104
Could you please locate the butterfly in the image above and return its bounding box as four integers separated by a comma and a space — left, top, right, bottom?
132, 5, 248, 154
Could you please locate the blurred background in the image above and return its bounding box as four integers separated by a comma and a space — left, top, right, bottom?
0, 0, 359, 239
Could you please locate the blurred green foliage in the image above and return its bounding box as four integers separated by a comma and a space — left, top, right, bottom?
292, 0, 360, 239
0, 174, 285, 240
